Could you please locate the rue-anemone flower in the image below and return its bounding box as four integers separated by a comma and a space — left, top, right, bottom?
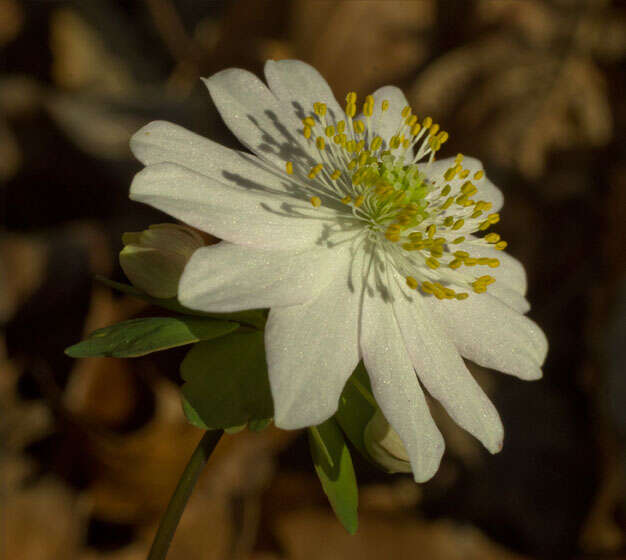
128, 60, 547, 482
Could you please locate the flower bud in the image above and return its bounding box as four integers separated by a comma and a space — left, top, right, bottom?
119, 223, 204, 298
364, 409, 412, 473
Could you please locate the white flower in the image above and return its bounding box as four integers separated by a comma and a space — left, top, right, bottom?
128, 60, 548, 482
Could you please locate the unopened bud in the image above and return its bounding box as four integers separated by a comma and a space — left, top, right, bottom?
120, 223, 204, 298
364, 409, 412, 473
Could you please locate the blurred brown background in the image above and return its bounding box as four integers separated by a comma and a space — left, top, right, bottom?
1, 1, 625, 558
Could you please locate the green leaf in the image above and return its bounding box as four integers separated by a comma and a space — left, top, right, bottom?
335, 362, 377, 458
95, 276, 266, 329
65, 316, 238, 358
180, 330, 273, 430
308, 418, 359, 535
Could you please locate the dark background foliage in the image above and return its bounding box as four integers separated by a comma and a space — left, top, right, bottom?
1, 1, 625, 558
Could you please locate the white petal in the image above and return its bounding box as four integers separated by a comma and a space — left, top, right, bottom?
360, 277, 444, 482
368, 85, 411, 144
424, 156, 504, 212
390, 273, 504, 454
425, 293, 548, 380
264, 60, 345, 124
179, 242, 344, 312
130, 162, 330, 250
267, 247, 363, 429
203, 68, 315, 169
130, 120, 305, 196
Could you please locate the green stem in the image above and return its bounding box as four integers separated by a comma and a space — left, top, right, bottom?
147, 429, 223, 560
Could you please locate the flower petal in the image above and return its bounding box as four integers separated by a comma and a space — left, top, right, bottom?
390, 273, 504, 454
203, 68, 316, 169
266, 247, 363, 429
360, 276, 445, 482
179, 242, 344, 312
424, 156, 504, 212
425, 293, 548, 380
368, 85, 411, 144
131, 120, 305, 196
264, 59, 345, 124
130, 162, 330, 250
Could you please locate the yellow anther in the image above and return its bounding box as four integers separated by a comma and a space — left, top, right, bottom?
410, 123, 421, 136
346, 102, 356, 118
488, 258, 500, 267
354, 195, 365, 207
406, 115, 418, 126
475, 201, 492, 212
441, 184, 451, 196
449, 258, 463, 269
453, 236, 465, 244
314, 102, 327, 116
455, 292, 469, 300
456, 194, 469, 205
302, 116, 316, 127
356, 140, 365, 152
316, 137, 325, 150
459, 169, 470, 179
474, 170, 484, 180
337, 120, 346, 133
470, 210, 483, 219
427, 224, 436, 239
389, 136, 400, 149
346, 92, 357, 104
347, 160, 357, 170
303, 126, 312, 139
488, 213, 500, 224
443, 216, 454, 227
409, 231, 423, 241
422, 116, 432, 129
485, 232, 500, 243
402, 138, 410, 148
477, 258, 491, 265
495, 241, 508, 250
454, 250, 469, 258
478, 220, 491, 231
421, 281, 434, 294
358, 152, 369, 166
426, 257, 440, 269
370, 136, 382, 151
341, 195, 352, 204
310, 196, 322, 207
401, 106, 411, 118
363, 95, 374, 117
325, 125, 335, 137
331, 169, 341, 180
461, 181, 477, 196
308, 163, 323, 179
429, 123, 440, 136
464, 257, 477, 266
285, 161, 293, 175
354, 120, 365, 134
455, 153, 464, 163
406, 276, 418, 290
444, 165, 460, 181
452, 218, 465, 230
442, 197, 454, 210
381, 100, 389, 112
438, 131, 449, 143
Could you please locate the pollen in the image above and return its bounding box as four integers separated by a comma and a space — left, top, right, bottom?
310, 196, 322, 207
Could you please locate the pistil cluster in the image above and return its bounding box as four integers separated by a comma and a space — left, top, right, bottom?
285, 92, 508, 301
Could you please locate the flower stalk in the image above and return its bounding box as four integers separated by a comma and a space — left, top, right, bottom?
147, 429, 223, 560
